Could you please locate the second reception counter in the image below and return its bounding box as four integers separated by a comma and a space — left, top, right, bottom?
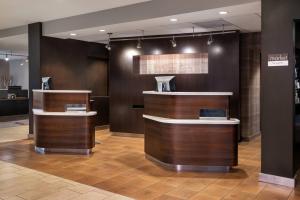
33, 90, 97, 154
143, 91, 240, 172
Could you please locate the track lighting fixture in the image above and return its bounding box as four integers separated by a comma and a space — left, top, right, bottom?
105, 33, 113, 51
207, 34, 213, 46
105, 43, 111, 51
4, 54, 9, 62
170, 36, 177, 48
0, 52, 27, 62
136, 30, 144, 49
137, 38, 142, 49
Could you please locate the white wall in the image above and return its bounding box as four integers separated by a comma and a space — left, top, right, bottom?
0, 59, 10, 89
9, 60, 28, 90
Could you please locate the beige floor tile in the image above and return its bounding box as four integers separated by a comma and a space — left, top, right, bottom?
73, 191, 110, 200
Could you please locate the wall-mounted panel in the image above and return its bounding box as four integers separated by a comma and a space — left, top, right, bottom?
138, 53, 208, 74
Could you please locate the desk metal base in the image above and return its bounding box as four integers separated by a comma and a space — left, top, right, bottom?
35, 146, 92, 155
146, 154, 231, 172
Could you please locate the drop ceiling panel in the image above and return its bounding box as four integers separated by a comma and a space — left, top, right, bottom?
224, 14, 261, 32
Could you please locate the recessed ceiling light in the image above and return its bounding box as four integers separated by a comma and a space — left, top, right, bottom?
70, 33, 77, 36
99, 29, 106, 32
170, 18, 178, 22
219, 11, 228, 15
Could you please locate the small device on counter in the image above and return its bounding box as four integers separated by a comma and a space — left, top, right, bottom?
41, 77, 52, 90
7, 93, 16, 100
155, 76, 176, 92
65, 104, 87, 112
199, 108, 228, 120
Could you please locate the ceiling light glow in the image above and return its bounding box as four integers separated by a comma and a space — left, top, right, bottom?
99, 29, 106, 32
70, 33, 77, 36
219, 11, 228, 15
170, 18, 178, 22
183, 47, 195, 54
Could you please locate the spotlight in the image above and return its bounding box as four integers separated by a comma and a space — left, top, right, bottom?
70, 33, 77, 36
170, 36, 177, 48
170, 18, 178, 22
4, 54, 9, 62
207, 34, 213, 46
137, 38, 142, 49
99, 29, 106, 32
106, 33, 113, 51
25, 58, 29, 62
105, 43, 111, 51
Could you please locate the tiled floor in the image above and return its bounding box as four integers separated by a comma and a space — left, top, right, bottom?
0, 160, 132, 200
0, 128, 299, 200
0, 119, 28, 143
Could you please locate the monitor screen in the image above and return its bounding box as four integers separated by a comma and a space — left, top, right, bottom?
155, 76, 176, 92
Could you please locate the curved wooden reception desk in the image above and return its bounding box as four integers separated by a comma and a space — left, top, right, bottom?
33, 90, 97, 154
143, 91, 240, 172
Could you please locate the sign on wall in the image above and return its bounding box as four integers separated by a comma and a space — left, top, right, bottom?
268, 53, 289, 67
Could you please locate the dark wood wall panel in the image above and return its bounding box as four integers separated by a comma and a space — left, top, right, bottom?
40, 37, 109, 126
109, 32, 240, 134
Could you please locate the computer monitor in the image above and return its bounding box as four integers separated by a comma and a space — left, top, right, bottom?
41, 77, 52, 90
155, 76, 176, 92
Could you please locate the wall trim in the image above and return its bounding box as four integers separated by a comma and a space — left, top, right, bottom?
242, 131, 261, 141
95, 125, 109, 130
111, 132, 144, 138
259, 173, 296, 188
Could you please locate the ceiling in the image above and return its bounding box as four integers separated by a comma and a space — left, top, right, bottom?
50, 1, 260, 42
0, 0, 261, 55
0, 34, 28, 54
0, 0, 149, 30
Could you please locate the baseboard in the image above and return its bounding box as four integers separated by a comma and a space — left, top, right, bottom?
242, 131, 261, 141
27, 134, 33, 139
0, 114, 29, 122
111, 132, 144, 138
95, 125, 109, 130
259, 173, 296, 188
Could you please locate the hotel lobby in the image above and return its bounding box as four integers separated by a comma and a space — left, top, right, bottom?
0, 0, 299, 199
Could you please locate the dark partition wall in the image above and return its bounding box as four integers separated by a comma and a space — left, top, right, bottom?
240, 33, 261, 140
261, 0, 300, 179
109, 32, 240, 134
40, 37, 109, 126
28, 22, 42, 134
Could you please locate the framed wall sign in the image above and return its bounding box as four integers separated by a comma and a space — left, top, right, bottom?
268, 53, 289, 67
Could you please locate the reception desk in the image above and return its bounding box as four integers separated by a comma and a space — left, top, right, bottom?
143, 91, 239, 172
33, 90, 97, 154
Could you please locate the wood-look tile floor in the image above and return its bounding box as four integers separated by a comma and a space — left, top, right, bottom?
0, 128, 299, 200
0, 160, 132, 200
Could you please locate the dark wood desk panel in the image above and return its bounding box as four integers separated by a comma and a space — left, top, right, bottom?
43, 93, 90, 112
34, 115, 95, 149
144, 94, 229, 119
144, 119, 238, 167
